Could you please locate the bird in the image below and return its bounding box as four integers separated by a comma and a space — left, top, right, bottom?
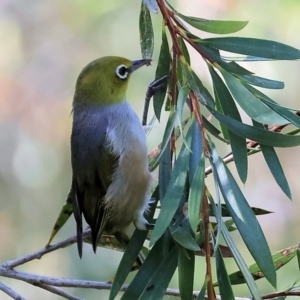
70, 56, 153, 258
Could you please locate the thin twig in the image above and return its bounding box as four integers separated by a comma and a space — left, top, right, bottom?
0, 280, 25, 300
35, 283, 81, 300
3, 229, 91, 269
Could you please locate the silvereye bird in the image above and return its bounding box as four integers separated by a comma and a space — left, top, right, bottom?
71, 56, 153, 257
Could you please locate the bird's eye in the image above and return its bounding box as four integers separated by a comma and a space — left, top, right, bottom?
116, 64, 129, 80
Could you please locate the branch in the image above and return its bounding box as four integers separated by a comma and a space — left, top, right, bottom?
0, 281, 25, 300
3, 229, 90, 269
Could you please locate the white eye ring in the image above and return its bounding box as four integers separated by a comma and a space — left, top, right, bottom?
116, 64, 129, 79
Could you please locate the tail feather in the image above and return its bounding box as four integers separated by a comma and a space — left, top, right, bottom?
71, 181, 83, 258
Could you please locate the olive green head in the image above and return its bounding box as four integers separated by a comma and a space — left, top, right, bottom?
74, 56, 151, 105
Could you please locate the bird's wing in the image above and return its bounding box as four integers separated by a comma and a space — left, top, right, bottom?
71, 107, 118, 254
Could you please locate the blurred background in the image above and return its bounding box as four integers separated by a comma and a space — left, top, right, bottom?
0, 0, 300, 299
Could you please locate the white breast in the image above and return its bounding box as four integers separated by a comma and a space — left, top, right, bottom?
104, 101, 153, 229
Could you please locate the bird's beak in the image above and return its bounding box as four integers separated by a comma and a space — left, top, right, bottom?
129, 59, 152, 73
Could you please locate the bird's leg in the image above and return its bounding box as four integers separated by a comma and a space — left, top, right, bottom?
142, 75, 168, 126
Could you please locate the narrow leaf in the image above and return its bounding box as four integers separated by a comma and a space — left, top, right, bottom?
237, 74, 284, 89
188, 152, 205, 233
150, 125, 192, 246
244, 84, 300, 128
178, 246, 195, 300
220, 68, 288, 125
47, 190, 73, 245
227, 245, 298, 285
253, 120, 291, 199
139, 246, 178, 300
110, 190, 157, 300
202, 37, 300, 60
170, 212, 200, 251
121, 235, 172, 300
209, 65, 248, 182
215, 246, 235, 300
153, 23, 170, 120
177, 15, 248, 34
210, 140, 276, 288
208, 108, 300, 147
215, 208, 261, 299
196, 43, 253, 75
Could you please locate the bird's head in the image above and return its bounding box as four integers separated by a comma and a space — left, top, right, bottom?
74, 56, 151, 105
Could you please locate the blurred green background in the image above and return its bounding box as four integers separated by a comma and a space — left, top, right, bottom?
0, 0, 300, 299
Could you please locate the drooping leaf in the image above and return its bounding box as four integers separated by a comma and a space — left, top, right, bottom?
209, 65, 248, 183
215, 246, 235, 300
188, 156, 205, 234
227, 245, 298, 285
153, 23, 171, 120
177, 14, 248, 34
139, 245, 179, 300
121, 234, 173, 300
150, 124, 193, 246
252, 120, 291, 199
202, 37, 300, 60
210, 200, 261, 299
139, 1, 154, 59
196, 43, 253, 75
178, 245, 195, 300
210, 139, 276, 288
243, 83, 300, 128
179, 56, 215, 108
46, 190, 73, 245
237, 74, 284, 89
209, 204, 273, 217
169, 204, 200, 251
219, 68, 288, 125
110, 188, 158, 300
208, 108, 300, 147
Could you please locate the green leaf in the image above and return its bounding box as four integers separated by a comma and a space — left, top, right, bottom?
209, 204, 272, 217
215, 246, 235, 300
201, 115, 222, 138
208, 108, 300, 147
121, 234, 172, 300
189, 117, 203, 182
252, 120, 291, 199
110, 189, 158, 300
219, 68, 288, 125
188, 151, 205, 233
150, 124, 192, 246
195, 43, 253, 75
158, 112, 175, 200
209, 65, 248, 183
179, 56, 215, 108
47, 190, 73, 245
237, 74, 284, 89
210, 140, 276, 288
213, 206, 261, 299
139, 245, 178, 300
202, 37, 300, 60
153, 23, 170, 120
177, 15, 248, 34
170, 214, 200, 251
176, 86, 191, 149
178, 246, 195, 300
228, 245, 298, 285
244, 84, 300, 128
179, 37, 191, 65
139, 1, 154, 59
